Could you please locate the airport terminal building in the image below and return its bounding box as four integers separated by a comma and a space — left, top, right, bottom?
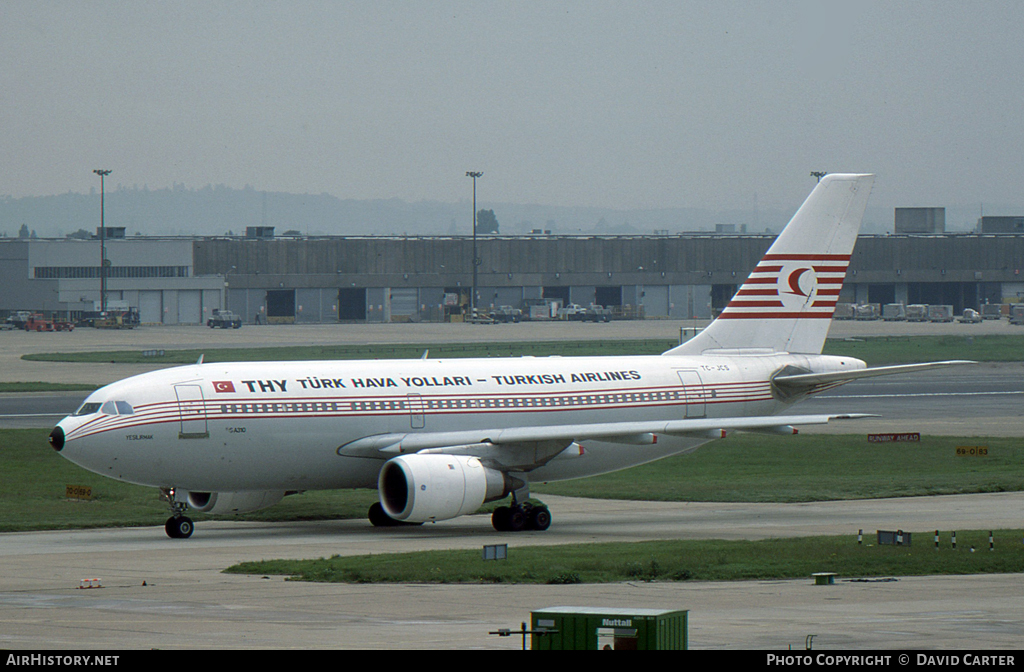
2, 229, 1023, 323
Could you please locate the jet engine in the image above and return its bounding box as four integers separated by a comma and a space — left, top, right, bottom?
378, 454, 511, 523
186, 490, 285, 515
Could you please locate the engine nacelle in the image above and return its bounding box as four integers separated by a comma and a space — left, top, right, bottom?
378, 454, 510, 523
186, 490, 285, 515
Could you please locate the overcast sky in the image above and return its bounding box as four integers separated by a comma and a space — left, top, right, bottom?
3, 1, 1022, 216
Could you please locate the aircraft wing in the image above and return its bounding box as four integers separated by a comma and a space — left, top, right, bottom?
336, 412, 873, 461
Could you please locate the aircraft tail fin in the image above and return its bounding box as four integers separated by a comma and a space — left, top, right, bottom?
665, 173, 874, 356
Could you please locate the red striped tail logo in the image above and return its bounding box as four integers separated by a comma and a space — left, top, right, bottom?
719, 253, 850, 320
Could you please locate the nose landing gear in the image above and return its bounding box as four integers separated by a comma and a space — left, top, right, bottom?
165, 515, 194, 539
160, 488, 195, 539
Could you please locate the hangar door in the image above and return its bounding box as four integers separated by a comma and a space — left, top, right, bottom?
139, 291, 162, 324
338, 288, 367, 321
266, 290, 295, 321
177, 291, 201, 324
389, 288, 418, 321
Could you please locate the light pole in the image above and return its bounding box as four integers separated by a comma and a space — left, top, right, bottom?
466, 171, 483, 314
93, 169, 112, 313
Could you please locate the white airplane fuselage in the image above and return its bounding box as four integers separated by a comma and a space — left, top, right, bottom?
55, 351, 858, 493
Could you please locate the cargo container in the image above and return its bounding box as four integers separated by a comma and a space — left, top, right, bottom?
833, 303, 856, 320
906, 304, 930, 322
1010, 304, 1024, 326
531, 607, 688, 651
855, 303, 880, 320
928, 304, 954, 322
981, 304, 1005, 320
882, 303, 906, 321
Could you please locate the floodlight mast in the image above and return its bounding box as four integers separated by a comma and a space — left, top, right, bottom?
93, 169, 112, 313
466, 171, 483, 314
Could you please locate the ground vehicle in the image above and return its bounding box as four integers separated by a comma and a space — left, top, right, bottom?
489, 306, 523, 323
960, 309, 982, 324
582, 305, 613, 322
4, 311, 33, 330
94, 313, 135, 329
24, 314, 74, 332
1010, 305, 1024, 325
557, 304, 586, 320
207, 309, 243, 329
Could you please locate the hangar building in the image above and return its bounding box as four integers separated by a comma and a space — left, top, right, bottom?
2, 229, 1023, 323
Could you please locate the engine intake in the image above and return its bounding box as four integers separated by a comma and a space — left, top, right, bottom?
186, 490, 285, 515
378, 454, 510, 523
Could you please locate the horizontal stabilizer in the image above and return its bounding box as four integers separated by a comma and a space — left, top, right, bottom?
773, 360, 976, 388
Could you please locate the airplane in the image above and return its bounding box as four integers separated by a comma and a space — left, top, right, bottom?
48, 173, 971, 538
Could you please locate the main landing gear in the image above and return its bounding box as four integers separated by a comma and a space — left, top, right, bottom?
491, 501, 551, 532
160, 488, 194, 539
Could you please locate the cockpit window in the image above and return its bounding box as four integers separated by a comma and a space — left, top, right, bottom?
98, 401, 135, 416
74, 402, 102, 416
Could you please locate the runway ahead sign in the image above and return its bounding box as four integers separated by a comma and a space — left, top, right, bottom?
867, 433, 920, 443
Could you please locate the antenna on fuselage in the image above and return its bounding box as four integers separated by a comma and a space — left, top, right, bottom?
196, 354, 205, 365
420, 349, 429, 360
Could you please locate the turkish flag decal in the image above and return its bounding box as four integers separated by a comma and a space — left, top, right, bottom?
213, 381, 235, 393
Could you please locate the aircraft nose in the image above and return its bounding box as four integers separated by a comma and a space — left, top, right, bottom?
49, 425, 65, 452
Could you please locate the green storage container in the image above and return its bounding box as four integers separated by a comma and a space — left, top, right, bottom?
530, 607, 688, 650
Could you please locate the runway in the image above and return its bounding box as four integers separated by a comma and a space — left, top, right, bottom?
2, 493, 1024, 649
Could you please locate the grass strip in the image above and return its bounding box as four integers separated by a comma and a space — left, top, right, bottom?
225, 531, 1024, 584
5, 429, 1021, 533
0, 383, 98, 393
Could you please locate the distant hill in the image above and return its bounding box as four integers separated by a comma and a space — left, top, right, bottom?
0, 184, 1006, 238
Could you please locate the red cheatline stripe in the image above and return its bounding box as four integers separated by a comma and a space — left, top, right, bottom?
735, 289, 779, 296
726, 300, 785, 308
762, 254, 851, 261
812, 265, 849, 273
742, 277, 778, 285
717, 311, 834, 319
753, 265, 783, 273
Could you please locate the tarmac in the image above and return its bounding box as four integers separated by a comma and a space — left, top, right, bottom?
2, 318, 1023, 649
0, 316, 1018, 386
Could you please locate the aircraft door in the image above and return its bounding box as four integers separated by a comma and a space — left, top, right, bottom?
175, 384, 209, 439
407, 393, 425, 429
676, 370, 706, 418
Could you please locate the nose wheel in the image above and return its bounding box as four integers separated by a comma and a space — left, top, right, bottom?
165, 516, 194, 539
